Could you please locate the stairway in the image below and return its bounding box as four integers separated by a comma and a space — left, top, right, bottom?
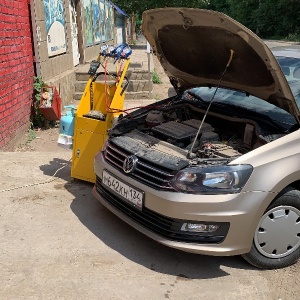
73, 66, 153, 105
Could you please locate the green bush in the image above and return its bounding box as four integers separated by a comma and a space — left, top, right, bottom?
32, 76, 47, 128
286, 32, 300, 42
152, 69, 162, 84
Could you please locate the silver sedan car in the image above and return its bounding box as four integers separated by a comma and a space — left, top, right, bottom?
93, 8, 300, 269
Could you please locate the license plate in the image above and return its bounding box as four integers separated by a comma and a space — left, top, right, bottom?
102, 170, 144, 210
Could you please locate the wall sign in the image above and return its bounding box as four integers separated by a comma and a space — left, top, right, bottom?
43, 0, 67, 57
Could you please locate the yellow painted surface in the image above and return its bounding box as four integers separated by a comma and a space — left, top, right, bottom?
71, 58, 130, 183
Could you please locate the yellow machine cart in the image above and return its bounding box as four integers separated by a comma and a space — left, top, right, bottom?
71, 56, 130, 183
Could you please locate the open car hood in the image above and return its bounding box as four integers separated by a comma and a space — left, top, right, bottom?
142, 8, 300, 121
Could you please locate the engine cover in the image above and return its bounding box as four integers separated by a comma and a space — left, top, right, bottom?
151, 121, 197, 142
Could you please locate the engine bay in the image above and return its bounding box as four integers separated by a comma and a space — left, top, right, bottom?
109, 97, 290, 164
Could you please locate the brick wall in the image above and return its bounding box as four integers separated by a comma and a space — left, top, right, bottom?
0, 0, 34, 150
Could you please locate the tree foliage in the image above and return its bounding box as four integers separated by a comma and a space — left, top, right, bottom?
113, 0, 300, 40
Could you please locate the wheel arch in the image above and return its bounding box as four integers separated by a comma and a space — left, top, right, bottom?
268, 179, 300, 208
242, 181, 300, 269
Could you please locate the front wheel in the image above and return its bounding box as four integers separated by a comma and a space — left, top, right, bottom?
242, 187, 300, 269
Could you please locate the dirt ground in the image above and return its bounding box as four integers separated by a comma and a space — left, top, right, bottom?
151, 54, 177, 100
13, 55, 172, 152
1, 151, 298, 299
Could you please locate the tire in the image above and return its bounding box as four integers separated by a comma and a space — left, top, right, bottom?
242, 187, 300, 269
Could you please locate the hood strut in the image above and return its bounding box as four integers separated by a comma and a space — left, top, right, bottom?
187, 49, 235, 158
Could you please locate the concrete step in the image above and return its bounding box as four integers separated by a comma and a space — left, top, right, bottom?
74, 92, 84, 101
125, 91, 152, 100
73, 89, 152, 102
74, 81, 87, 92
74, 80, 152, 93
127, 80, 152, 92
73, 65, 153, 104
74, 80, 115, 92
127, 70, 151, 80
69, 98, 157, 113
75, 69, 151, 81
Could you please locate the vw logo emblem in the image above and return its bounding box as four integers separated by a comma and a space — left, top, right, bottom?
123, 155, 138, 173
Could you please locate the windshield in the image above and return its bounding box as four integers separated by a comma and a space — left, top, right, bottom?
189, 87, 296, 128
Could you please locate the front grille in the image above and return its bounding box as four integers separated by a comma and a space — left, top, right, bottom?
95, 176, 229, 244
104, 140, 176, 190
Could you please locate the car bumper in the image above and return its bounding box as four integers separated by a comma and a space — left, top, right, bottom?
93, 151, 274, 256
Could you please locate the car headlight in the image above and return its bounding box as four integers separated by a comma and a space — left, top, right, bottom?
170, 164, 253, 194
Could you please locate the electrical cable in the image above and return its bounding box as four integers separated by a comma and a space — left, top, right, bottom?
0, 159, 71, 193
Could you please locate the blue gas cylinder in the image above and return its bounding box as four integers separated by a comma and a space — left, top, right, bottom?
60, 106, 76, 136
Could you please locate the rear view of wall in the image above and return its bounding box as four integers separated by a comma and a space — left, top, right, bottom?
0, 0, 34, 150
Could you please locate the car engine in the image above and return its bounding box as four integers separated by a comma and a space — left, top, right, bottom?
108, 96, 289, 166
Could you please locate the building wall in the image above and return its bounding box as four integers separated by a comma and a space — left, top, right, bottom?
31, 0, 76, 107
0, 0, 34, 150
0, 0, 128, 150
30, 0, 117, 108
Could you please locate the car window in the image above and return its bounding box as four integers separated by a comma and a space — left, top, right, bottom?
289, 81, 300, 107
276, 56, 300, 81
276, 55, 300, 106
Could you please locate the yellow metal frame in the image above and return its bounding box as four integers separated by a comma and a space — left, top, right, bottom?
71, 57, 130, 183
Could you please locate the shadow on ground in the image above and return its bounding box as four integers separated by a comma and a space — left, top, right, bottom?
40, 157, 72, 181
40, 158, 256, 280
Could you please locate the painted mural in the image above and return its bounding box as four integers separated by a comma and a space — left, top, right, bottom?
100, 0, 106, 42
43, 0, 67, 56
83, 0, 93, 46
83, 0, 114, 46
108, 2, 114, 41
105, 2, 109, 41
93, 0, 101, 43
